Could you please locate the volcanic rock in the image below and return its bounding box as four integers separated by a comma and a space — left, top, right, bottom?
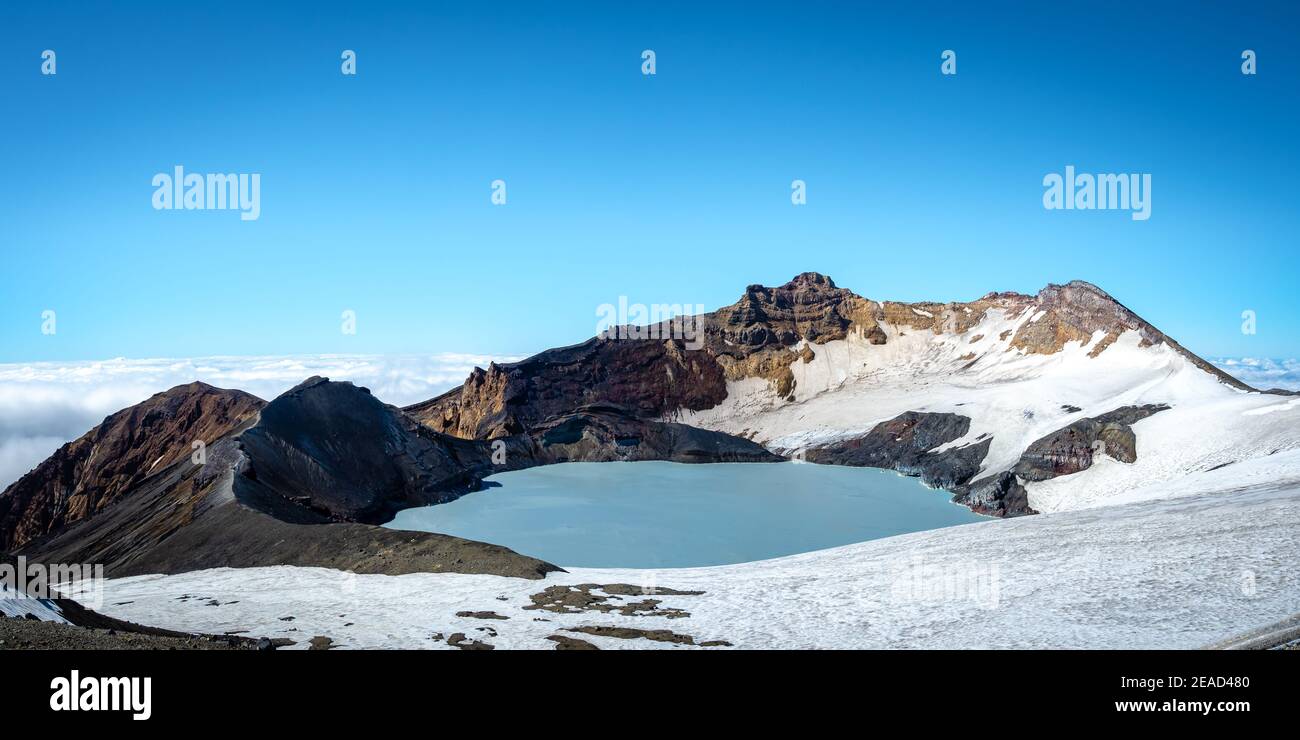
804, 412, 990, 489
1014, 404, 1170, 482
953, 471, 1036, 517
519, 404, 781, 466
236, 376, 493, 525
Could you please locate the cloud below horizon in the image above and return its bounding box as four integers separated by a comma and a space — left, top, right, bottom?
0, 353, 519, 490
1210, 357, 1300, 392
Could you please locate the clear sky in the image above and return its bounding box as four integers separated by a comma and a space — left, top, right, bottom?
2, 0, 1297, 363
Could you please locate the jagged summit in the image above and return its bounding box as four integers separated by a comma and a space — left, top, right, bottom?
780, 271, 838, 289
1058, 278, 1110, 293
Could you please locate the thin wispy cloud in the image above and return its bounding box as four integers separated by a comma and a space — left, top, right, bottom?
0, 353, 517, 490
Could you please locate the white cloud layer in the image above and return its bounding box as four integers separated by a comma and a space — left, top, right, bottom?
1211, 357, 1300, 392
0, 353, 519, 491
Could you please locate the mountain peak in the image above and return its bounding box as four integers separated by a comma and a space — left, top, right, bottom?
1062, 278, 1108, 292
0, 383, 264, 551
1039, 279, 1122, 305
239, 376, 475, 524
782, 271, 837, 289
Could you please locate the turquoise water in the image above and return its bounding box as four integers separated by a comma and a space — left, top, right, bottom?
386, 461, 985, 568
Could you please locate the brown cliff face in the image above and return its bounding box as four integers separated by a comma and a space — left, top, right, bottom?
409, 273, 1248, 442
407, 338, 730, 440
0, 382, 264, 551
709, 272, 871, 350
704, 273, 883, 398
406, 273, 878, 437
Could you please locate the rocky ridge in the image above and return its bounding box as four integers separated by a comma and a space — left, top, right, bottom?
409, 274, 1253, 445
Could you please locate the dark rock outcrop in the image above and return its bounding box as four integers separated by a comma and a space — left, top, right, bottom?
518, 404, 781, 466
547, 634, 599, 650
712, 272, 873, 350
1013, 404, 1170, 482
236, 377, 494, 525
563, 625, 700, 645
953, 471, 1036, 517
804, 412, 990, 489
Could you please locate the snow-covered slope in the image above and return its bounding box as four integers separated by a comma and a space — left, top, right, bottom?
678, 308, 1300, 513
88, 477, 1300, 649
0, 582, 67, 622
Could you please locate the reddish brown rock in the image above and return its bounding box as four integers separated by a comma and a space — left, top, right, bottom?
0, 383, 263, 551
1013, 404, 1171, 482
408, 339, 730, 440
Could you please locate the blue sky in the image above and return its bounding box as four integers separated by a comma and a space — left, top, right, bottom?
2, 0, 1297, 362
